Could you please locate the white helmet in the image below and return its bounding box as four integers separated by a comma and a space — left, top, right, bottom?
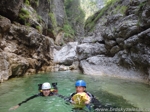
42, 82, 51, 90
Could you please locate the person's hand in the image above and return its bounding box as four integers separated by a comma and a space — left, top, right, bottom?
70, 100, 76, 104
85, 100, 90, 105
85, 97, 91, 105
9, 105, 19, 111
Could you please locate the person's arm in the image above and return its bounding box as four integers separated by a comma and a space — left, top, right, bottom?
9, 94, 39, 110
69, 93, 77, 104
18, 94, 39, 106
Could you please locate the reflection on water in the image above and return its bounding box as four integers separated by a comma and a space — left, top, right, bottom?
0, 71, 150, 112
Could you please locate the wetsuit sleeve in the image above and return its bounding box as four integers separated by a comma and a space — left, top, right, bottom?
18, 94, 39, 106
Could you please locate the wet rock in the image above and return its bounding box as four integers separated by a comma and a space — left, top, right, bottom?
45, 66, 53, 72
53, 42, 78, 65
0, 16, 11, 34
110, 46, 121, 55
105, 40, 116, 49
0, 0, 23, 20
0, 52, 11, 82
59, 65, 70, 71
69, 61, 79, 70
6, 52, 29, 77
77, 43, 106, 60
26, 69, 36, 75
80, 55, 142, 80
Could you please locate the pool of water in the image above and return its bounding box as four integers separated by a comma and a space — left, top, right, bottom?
0, 71, 150, 112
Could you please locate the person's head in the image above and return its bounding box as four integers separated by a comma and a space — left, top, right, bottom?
42, 82, 51, 96
75, 80, 86, 92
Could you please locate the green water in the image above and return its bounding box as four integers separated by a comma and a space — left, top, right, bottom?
0, 71, 150, 112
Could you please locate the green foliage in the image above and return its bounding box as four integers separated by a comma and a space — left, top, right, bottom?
64, 0, 85, 36
48, 12, 58, 36
62, 24, 74, 38
136, 2, 146, 15
25, 0, 30, 5
66, 0, 85, 23
18, 8, 30, 24
114, 5, 120, 13
49, 13, 57, 27
64, 0, 73, 9
114, 5, 127, 14
35, 0, 39, 7
37, 15, 42, 23
25, 23, 31, 27
138, 2, 146, 11
85, 0, 119, 32
48, 0, 51, 3
120, 6, 127, 14
36, 25, 42, 33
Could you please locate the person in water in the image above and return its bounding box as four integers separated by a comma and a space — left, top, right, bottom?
9, 82, 58, 110
69, 80, 93, 110
68, 80, 117, 112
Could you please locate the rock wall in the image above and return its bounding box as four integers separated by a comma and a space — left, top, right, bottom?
0, 0, 66, 39
0, 0, 67, 82
0, 15, 56, 82
81, 0, 150, 81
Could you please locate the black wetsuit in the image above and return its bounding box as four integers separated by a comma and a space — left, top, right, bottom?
18, 92, 56, 106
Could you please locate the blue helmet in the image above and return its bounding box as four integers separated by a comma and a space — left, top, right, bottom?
75, 80, 86, 87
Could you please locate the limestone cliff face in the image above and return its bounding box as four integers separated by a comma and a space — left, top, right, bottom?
81, 0, 150, 81
0, 0, 66, 82
0, 0, 66, 38
0, 15, 55, 82
31, 0, 66, 38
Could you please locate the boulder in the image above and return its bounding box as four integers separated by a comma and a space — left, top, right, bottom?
80, 55, 143, 80
53, 42, 78, 65
6, 52, 29, 77
59, 65, 70, 71
0, 52, 11, 82
69, 61, 79, 70
77, 43, 106, 60
0, 15, 11, 34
